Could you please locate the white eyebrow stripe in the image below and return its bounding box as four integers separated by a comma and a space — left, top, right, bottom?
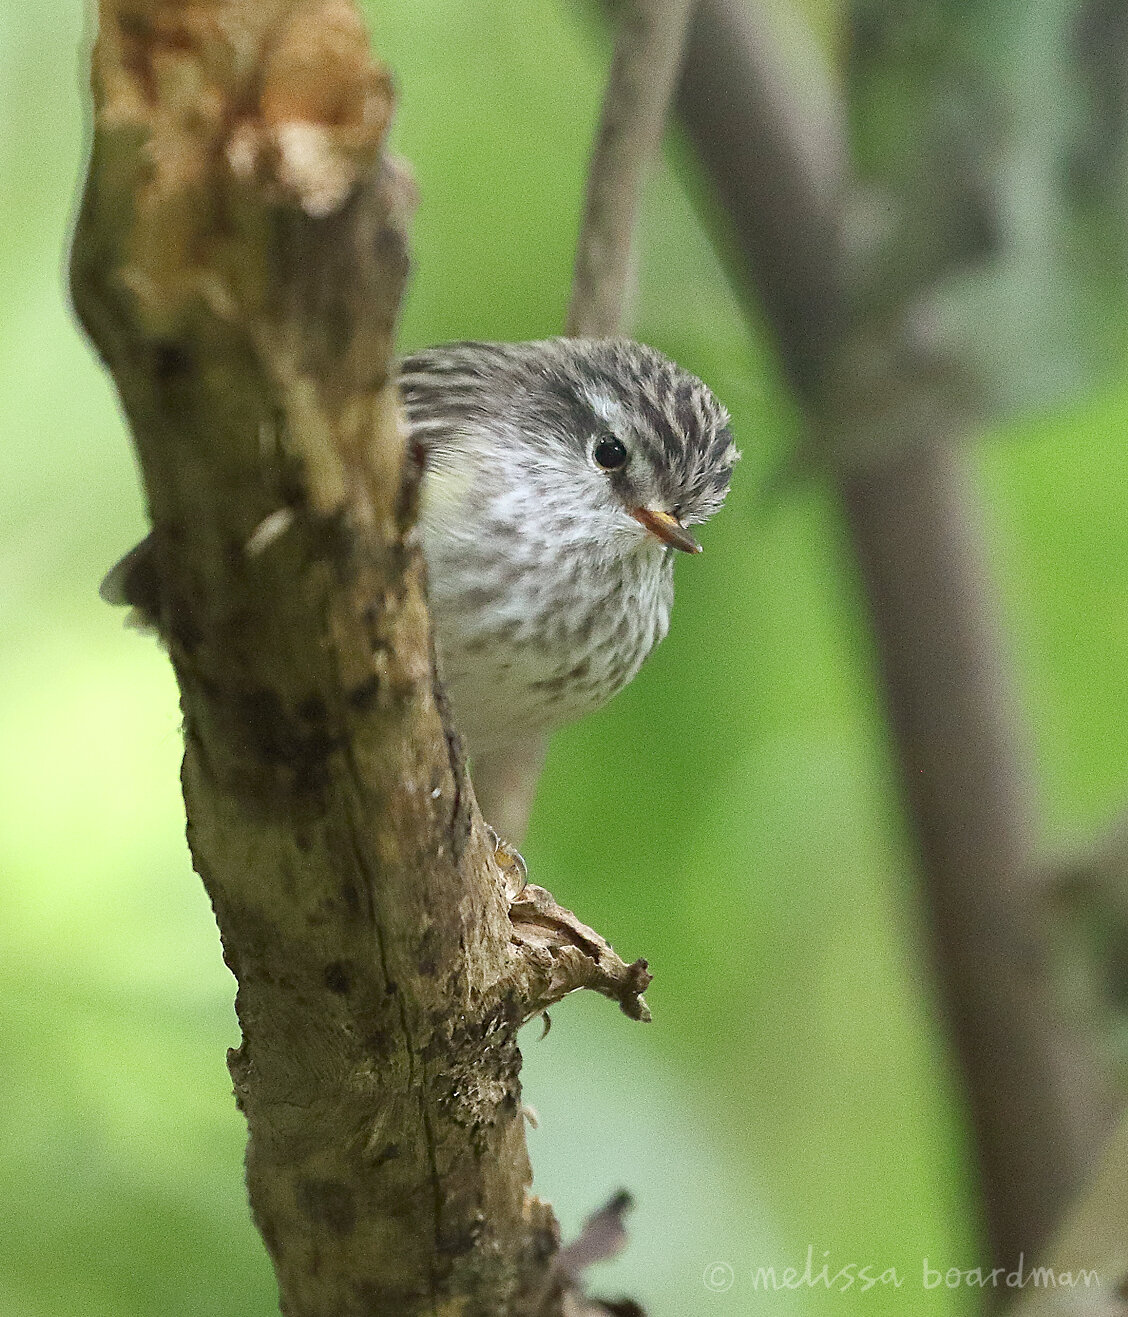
584, 391, 626, 428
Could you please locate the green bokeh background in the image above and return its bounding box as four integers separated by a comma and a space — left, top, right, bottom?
3, 2, 1127, 1314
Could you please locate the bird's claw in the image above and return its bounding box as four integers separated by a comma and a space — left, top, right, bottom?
486, 825, 528, 901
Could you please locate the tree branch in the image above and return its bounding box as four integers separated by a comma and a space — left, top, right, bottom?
1005, 1109, 1128, 1316
73, 3, 648, 1312
677, 0, 1115, 1271
567, 0, 693, 338
509, 885, 653, 1023
677, 0, 846, 401
837, 440, 1114, 1265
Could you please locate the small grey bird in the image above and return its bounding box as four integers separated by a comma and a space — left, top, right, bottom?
103, 337, 737, 840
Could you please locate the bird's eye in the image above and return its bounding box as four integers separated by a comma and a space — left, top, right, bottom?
592, 436, 628, 471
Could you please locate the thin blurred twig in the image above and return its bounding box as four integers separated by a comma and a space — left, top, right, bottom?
474, 0, 692, 844
676, 0, 1115, 1273
567, 0, 694, 336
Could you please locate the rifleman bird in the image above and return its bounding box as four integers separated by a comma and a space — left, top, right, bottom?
103, 336, 738, 843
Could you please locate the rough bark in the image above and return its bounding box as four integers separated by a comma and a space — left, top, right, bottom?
71, 3, 648, 1313
677, 0, 1114, 1273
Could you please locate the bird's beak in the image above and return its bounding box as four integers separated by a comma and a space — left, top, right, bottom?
630, 507, 702, 554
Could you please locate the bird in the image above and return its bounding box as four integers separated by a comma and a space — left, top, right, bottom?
102, 337, 738, 845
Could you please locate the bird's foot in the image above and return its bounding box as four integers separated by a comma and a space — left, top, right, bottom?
486, 825, 528, 901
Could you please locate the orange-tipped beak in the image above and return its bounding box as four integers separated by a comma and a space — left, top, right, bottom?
631, 507, 702, 554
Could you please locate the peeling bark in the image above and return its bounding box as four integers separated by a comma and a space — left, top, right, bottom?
72, 3, 648, 1313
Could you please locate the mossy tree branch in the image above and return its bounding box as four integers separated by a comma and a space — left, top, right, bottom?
71, 3, 648, 1313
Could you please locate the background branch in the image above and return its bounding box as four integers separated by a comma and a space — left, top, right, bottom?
1006, 1108, 1128, 1315
677, 0, 846, 399
566, 0, 694, 338
677, 0, 1116, 1272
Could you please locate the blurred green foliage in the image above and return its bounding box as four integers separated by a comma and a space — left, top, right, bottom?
2, 1, 1127, 1314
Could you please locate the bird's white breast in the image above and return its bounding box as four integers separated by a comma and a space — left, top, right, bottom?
418, 461, 674, 758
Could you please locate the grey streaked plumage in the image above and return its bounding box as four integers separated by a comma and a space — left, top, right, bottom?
102, 337, 737, 836
400, 338, 736, 767
401, 338, 735, 532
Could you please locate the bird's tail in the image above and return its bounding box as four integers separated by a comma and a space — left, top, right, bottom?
100, 532, 161, 630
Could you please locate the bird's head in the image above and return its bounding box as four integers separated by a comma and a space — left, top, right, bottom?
401, 337, 739, 561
